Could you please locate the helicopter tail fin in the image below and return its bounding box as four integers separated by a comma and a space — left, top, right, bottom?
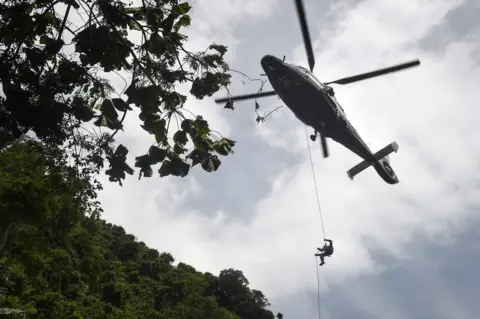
346, 142, 399, 180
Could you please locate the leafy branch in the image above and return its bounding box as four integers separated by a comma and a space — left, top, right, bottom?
0, 0, 239, 185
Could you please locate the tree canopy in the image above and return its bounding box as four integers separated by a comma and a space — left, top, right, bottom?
0, 0, 238, 186
0, 2, 288, 317
0, 141, 284, 318
0, 1, 288, 315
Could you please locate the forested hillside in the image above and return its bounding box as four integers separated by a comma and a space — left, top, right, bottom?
0, 141, 283, 319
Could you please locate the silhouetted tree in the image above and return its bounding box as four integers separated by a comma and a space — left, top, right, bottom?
0, 0, 236, 186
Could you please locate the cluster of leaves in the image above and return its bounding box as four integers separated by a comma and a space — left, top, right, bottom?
133, 115, 235, 181
0, 141, 284, 318
0, 0, 236, 186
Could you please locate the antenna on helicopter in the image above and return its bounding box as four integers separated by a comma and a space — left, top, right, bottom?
283, 55, 286, 62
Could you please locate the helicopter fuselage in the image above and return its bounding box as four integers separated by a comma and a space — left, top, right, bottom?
260, 55, 399, 184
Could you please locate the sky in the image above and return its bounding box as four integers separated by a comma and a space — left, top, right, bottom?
96, 0, 480, 318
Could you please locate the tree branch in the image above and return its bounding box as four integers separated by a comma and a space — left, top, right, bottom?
57, 4, 72, 41
98, 2, 158, 89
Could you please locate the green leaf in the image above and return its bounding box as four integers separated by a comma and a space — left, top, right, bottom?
139, 111, 161, 124
172, 2, 192, 14
159, 160, 172, 177
203, 54, 223, 68
191, 135, 213, 153
223, 137, 236, 146
151, 119, 167, 144
58, 60, 85, 84
40, 35, 64, 55
111, 98, 132, 112
175, 33, 188, 40
201, 155, 221, 172
127, 20, 142, 31
105, 145, 133, 185
148, 146, 167, 164
101, 99, 119, 121
186, 149, 207, 167
193, 116, 210, 135
135, 154, 151, 168
141, 166, 153, 178
169, 158, 190, 177
144, 33, 165, 55
213, 138, 236, 156
134, 153, 154, 179
105, 117, 123, 130
174, 15, 191, 31
115, 144, 129, 157
146, 8, 163, 28
72, 96, 95, 122
93, 115, 108, 127
173, 130, 188, 145
181, 119, 194, 134
209, 44, 228, 56
161, 14, 176, 34
123, 163, 134, 175
174, 143, 187, 155
190, 72, 231, 99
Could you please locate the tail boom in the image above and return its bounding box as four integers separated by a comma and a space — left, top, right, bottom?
346, 142, 399, 184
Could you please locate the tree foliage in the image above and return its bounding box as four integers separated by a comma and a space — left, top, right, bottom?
0, 0, 236, 186
0, 141, 284, 318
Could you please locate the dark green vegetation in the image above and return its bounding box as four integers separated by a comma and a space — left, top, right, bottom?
0, 141, 284, 318
0, 0, 285, 317
0, 0, 237, 186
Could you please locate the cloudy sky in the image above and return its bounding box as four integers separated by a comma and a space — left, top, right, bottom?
97, 0, 480, 318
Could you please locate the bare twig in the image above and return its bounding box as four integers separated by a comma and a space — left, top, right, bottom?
228, 68, 264, 84
256, 106, 284, 123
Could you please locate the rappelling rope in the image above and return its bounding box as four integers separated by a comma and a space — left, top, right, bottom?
315, 257, 322, 319
304, 125, 326, 319
304, 126, 326, 239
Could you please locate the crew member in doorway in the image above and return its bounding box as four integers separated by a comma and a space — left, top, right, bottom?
315, 239, 333, 266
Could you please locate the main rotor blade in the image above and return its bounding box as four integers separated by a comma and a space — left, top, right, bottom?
320, 133, 329, 158
294, 0, 315, 72
214, 90, 277, 104
324, 60, 420, 85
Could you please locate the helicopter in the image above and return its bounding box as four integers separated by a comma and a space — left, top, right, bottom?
214, 0, 421, 185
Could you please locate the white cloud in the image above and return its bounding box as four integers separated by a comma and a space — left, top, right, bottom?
98, 0, 480, 316
250, 0, 480, 294
403, 257, 478, 319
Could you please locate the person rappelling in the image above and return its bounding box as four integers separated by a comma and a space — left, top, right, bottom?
315, 239, 333, 266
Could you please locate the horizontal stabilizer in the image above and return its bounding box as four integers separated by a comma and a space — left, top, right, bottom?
346, 159, 372, 180
371, 142, 399, 161
346, 142, 399, 180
